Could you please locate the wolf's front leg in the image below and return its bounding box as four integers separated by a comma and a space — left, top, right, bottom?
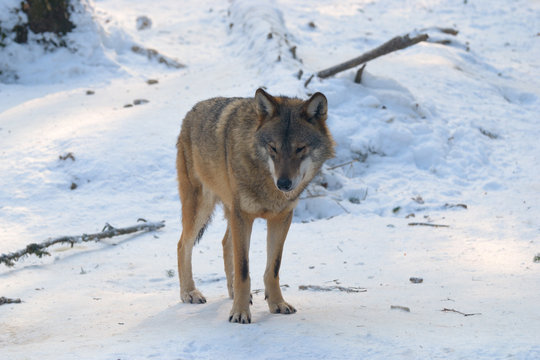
264, 211, 296, 315
228, 206, 254, 324
221, 226, 234, 299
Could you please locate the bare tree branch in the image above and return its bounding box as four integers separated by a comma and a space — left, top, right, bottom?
317, 33, 429, 79
0, 220, 165, 267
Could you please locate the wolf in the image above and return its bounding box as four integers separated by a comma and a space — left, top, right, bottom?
176, 88, 335, 324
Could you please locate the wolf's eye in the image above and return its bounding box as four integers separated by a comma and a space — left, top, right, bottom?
295, 146, 305, 154
268, 144, 277, 153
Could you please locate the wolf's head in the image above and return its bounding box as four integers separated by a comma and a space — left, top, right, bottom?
254, 88, 335, 195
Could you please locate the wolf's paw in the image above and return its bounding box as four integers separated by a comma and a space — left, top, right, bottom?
181, 289, 206, 304
229, 307, 252, 324
268, 301, 296, 314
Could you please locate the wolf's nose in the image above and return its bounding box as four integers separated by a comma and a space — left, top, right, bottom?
277, 178, 292, 191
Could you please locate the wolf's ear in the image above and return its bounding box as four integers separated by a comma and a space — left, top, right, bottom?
255, 88, 277, 119
304, 92, 328, 123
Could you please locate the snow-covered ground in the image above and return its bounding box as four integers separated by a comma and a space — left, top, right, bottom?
1, 0, 539, 358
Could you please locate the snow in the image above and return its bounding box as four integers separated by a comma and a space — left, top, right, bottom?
1, 0, 539, 359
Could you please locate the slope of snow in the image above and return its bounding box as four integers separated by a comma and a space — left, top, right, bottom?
1, 0, 539, 359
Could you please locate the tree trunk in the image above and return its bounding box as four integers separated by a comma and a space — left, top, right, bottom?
15, 0, 75, 44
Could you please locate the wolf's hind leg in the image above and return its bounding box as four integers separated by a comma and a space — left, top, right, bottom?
177, 143, 216, 304
264, 211, 296, 315
178, 232, 206, 304
177, 186, 215, 304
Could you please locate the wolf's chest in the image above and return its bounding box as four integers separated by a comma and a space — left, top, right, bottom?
237, 187, 299, 218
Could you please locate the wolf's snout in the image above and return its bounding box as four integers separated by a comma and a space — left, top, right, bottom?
277, 178, 292, 191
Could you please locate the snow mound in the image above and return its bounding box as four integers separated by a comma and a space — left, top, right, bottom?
0, 0, 182, 84
0, 1, 116, 84
296, 65, 496, 220
228, 0, 302, 72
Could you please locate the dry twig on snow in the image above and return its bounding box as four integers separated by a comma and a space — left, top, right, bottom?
0, 297, 22, 305
298, 285, 367, 293
326, 160, 359, 171
408, 222, 449, 228
354, 64, 367, 84
0, 220, 165, 267
131, 45, 185, 69
252, 284, 290, 295
441, 308, 481, 317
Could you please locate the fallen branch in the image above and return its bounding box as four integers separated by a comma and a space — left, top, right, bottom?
298, 285, 367, 293
443, 203, 468, 209
326, 159, 359, 171
131, 45, 185, 69
0, 219, 165, 267
354, 64, 367, 84
252, 284, 289, 295
441, 308, 481, 317
0, 297, 22, 305
304, 74, 314, 88
420, 27, 459, 36
408, 222, 449, 228
391, 305, 410, 312
299, 194, 327, 200
334, 199, 351, 214
317, 33, 429, 79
